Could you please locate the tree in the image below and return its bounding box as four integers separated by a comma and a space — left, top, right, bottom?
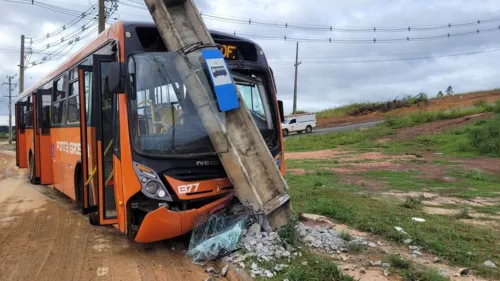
446, 85, 454, 96
437, 91, 444, 98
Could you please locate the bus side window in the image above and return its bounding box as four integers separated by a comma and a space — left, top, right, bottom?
25, 95, 33, 128
67, 73, 80, 124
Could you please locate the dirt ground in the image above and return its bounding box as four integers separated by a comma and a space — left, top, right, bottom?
317, 89, 500, 128
301, 214, 490, 281
0, 147, 218, 281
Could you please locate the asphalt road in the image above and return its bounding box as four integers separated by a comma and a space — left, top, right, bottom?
285, 120, 383, 138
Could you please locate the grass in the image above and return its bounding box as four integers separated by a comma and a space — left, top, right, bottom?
455, 206, 472, 219
361, 169, 500, 198
286, 171, 500, 279
254, 250, 354, 281
402, 196, 424, 209
316, 103, 374, 118
385, 254, 411, 269
339, 230, 353, 241
278, 216, 300, 246
401, 268, 449, 281
285, 124, 392, 152
384, 101, 500, 129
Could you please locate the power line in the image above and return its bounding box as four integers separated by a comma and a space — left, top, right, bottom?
116, 1, 500, 33
202, 13, 500, 33
268, 47, 500, 64
220, 26, 500, 44
267, 45, 500, 61
27, 4, 98, 44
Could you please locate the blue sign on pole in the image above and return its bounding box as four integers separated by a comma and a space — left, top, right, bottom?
201, 49, 240, 112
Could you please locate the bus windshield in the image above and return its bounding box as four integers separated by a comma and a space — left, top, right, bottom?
128, 52, 275, 157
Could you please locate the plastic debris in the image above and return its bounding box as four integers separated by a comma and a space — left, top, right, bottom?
394, 226, 408, 235
411, 217, 425, 222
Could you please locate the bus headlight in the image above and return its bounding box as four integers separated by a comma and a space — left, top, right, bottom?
145, 181, 159, 194
133, 162, 173, 201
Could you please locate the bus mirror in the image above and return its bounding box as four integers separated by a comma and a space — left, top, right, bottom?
278, 100, 284, 123
108, 62, 125, 94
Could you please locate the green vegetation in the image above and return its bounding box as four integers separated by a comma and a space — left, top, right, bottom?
316, 103, 375, 118
385, 254, 411, 269
278, 216, 300, 246
338, 230, 353, 241
285, 124, 392, 152
254, 251, 354, 281
401, 268, 449, 281
402, 196, 424, 209
280, 254, 354, 281
385, 101, 500, 129
361, 169, 500, 198
455, 206, 472, 219
410, 114, 500, 157
286, 171, 500, 279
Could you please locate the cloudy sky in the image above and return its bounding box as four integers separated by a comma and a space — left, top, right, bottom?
1, 0, 499, 125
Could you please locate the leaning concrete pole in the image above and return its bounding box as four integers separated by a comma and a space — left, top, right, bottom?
143, 0, 292, 229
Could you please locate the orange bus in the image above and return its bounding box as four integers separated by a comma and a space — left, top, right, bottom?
15, 21, 285, 243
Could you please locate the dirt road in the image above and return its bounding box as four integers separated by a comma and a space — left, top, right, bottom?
0, 147, 215, 281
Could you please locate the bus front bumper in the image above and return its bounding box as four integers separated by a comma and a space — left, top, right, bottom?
134, 193, 233, 243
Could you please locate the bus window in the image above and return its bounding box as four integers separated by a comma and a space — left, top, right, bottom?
25, 95, 33, 128
128, 52, 214, 156
84, 71, 93, 125
41, 94, 51, 134
234, 73, 274, 131
67, 78, 80, 123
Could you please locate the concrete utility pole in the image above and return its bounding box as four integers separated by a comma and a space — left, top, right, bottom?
3, 76, 16, 144
144, 0, 292, 229
292, 42, 301, 114
19, 35, 25, 94
98, 0, 106, 33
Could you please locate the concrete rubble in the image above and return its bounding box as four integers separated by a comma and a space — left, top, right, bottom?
221, 221, 380, 278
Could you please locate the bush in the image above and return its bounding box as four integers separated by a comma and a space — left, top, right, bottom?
468, 115, 500, 156
386, 254, 411, 269
402, 196, 423, 209
278, 216, 300, 246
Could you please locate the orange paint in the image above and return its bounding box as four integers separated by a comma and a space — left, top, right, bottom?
164, 176, 232, 200
135, 193, 233, 242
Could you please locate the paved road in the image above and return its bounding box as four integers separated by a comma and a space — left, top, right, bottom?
285, 120, 383, 138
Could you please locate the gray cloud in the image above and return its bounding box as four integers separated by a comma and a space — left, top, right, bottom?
1, 0, 499, 124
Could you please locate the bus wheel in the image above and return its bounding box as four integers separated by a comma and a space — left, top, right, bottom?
306, 126, 313, 133
28, 154, 36, 183
283, 129, 289, 137
88, 213, 99, 226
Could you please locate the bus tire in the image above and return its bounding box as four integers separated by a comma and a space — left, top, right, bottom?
28, 152, 36, 184
283, 129, 289, 137
306, 125, 313, 133
88, 213, 99, 226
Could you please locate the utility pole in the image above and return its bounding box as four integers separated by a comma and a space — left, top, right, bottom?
144, 0, 292, 229
19, 35, 25, 94
3, 76, 16, 144
98, 0, 106, 33
292, 42, 301, 114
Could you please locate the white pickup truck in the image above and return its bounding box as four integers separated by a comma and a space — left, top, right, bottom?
281, 113, 317, 136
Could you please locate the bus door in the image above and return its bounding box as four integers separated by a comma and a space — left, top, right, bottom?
16, 102, 28, 168
35, 89, 53, 184
78, 54, 118, 225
